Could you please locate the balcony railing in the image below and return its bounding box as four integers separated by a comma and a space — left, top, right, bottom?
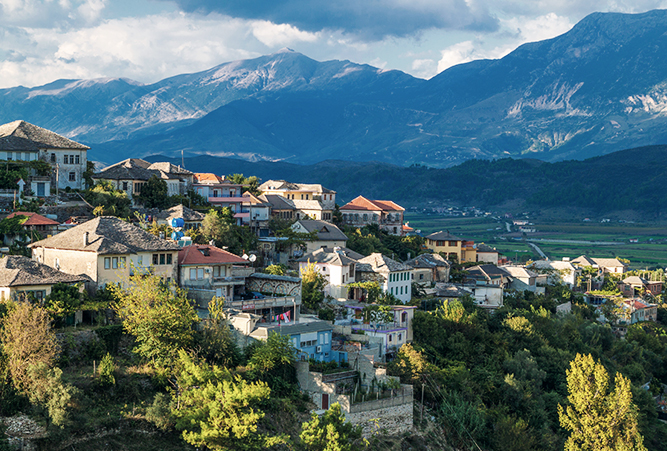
225, 296, 300, 311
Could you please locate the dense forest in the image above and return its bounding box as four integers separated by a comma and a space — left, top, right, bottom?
148, 144, 667, 217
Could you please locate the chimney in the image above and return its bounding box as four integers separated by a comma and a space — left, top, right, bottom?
83, 232, 89, 247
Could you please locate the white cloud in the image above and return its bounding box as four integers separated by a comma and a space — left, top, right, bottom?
250, 21, 320, 47
0, 11, 329, 88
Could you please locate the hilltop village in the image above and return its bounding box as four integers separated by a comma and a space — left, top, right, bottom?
0, 121, 665, 450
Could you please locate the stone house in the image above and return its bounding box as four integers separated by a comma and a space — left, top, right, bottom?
618, 276, 663, 297
178, 244, 249, 311
355, 253, 412, 303
340, 196, 405, 236
404, 253, 450, 284
291, 219, 348, 254
155, 204, 205, 231
0, 120, 89, 191
297, 247, 364, 300
29, 216, 180, 290
0, 255, 88, 301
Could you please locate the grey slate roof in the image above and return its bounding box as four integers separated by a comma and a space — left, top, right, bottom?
294, 220, 347, 241
404, 253, 450, 269
251, 320, 333, 340
0, 120, 89, 151
147, 162, 193, 176
297, 247, 360, 266
157, 205, 205, 222
356, 253, 411, 273
29, 216, 180, 255
92, 158, 180, 182
259, 194, 296, 210
426, 231, 465, 241
0, 255, 88, 287
476, 244, 497, 253
467, 264, 510, 281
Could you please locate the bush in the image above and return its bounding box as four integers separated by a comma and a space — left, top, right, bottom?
318, 307, 335, 321
146, 393, 174, 432
97, 353, 116, 387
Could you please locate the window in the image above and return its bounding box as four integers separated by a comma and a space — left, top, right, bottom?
64, 155, 69, 164
388, 335, 393, 343
190, 268, 197, 280
122, 181, 128, 190
104, 257, 110, 269
120, 257, 126, 268
391, 287, 394, 295
6, 152, 11, 161
75, 155, 80, 164
137, 256, 143, 266
197, 268, 204, 279
69, 172, 76, 182
153, 254, 159, 265
160, 254, 165, 265
398, 333, 402, 341
50, 153, 55, 162
166, 254, 172, 264
112, 257, 118, 269
135, 182, 143, 193
449, 241, 457, 246
419, 273, 424, 280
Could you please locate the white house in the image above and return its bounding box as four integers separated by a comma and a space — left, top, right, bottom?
355, 253, 413, 303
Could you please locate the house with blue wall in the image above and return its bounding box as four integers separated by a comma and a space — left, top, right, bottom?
249, 320, 345, 363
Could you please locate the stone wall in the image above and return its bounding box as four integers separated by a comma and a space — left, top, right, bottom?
345, 400, 413, 437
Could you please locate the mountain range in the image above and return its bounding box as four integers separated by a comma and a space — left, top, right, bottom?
146, 144, 667, 220
3, 10, 667, 167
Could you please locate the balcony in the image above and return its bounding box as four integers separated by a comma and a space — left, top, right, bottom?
208, 196, 244, 204
350, 322, 407, 333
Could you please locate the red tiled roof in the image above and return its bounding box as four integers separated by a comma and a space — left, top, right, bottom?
6, 211, 59, 226
194, 173, 225, 184
627, 300, 648, 309
178, 244, 248, 266
340, 196, 404, 212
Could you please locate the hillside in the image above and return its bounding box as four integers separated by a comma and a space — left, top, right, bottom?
147, 144, 667, 219
5, 11, 667, 166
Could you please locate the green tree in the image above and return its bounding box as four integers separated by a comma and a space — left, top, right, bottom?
172, 350, 284, 450
111, 273, 199, 363
249, 331, 295, 372
0, 302, 58, 391
43, 283, 82, 320
226, 173, 260, 195
300, 402, 362, 451
84, 181, 131, 217
265, 264, 287, 276
25, 363, 78, 428
558, 353, 646, 451
301, 262, 327, 311
137, 174, 171, 209
97, 352, 116, 386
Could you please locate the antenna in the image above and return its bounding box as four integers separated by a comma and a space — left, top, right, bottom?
181, 149, 185, 169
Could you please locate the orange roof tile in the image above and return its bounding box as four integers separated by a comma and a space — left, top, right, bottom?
340, 196, 404, 212
194, 173, 225, 184
178, 244, 249, 266
6, 211, 59, 226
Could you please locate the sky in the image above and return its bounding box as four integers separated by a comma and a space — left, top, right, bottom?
1, 0, 667, 89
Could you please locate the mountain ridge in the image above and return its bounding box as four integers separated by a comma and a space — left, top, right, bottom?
4, 10, 667, 166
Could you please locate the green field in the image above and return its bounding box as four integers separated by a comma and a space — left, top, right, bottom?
404, 212, 667, 269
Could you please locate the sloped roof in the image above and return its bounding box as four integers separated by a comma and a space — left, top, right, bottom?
571, 255, 597, 267
148, 162, 193, 176
340, 195, 404, 212
156, 205, 205, 222
92, 158, 179, 182
260, 194, 296, 210
501, 265, 538, 279
476, 244, 497, 253
0, 255, 88, 287
356, 253, 411, 273
435, 283, 472, 298
6, 211, 59, 226
294, 220, 347, 241
0, 120, 89, 151
178, 244, 247, 266
297, 247, 359, 266
404, 253, 450, 269
29, 216, 180, 255
242, 192, 270, 206
425, 231, 465, 241
259, 180, 335, 194
251, 320, 333, 340
292, 199, 326, 211
592, 258, 626, 268
622, 276, 650, 285
467, 264, 510, 281
194, 173, 226, 184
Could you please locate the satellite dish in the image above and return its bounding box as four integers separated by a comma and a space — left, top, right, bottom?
249, 254, 257, 262
242, 254, 249, 260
